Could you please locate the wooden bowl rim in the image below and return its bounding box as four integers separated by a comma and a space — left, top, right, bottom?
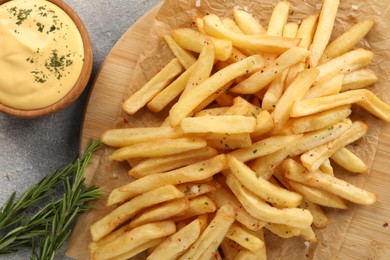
0, 0, 93, 118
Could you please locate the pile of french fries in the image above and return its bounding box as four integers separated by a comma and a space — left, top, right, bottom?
89, 0, 390, 259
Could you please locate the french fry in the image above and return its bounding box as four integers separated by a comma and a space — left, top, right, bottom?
301, 120, 367, 172
128, 198, 189, 228
226, 174, 313, 229
111, 238, 164, 260
173, 195, 217, 221
320, 18, 375, 62
110, 137, 207, 161
195, 107, 230, 117
226, 222, 265, 252
228, 155, 303, 208
90, 185, 183, 242
230, 47, 310, 94
220, 238, 241, 260
300, 226, 317, 243
291, 89, 390, 122
233, 9, 266, 35
147, 219, 201, 260
251, 110, 275, 137
319, 158, 334, 176
291, 105, 352, 134
181, 115, 256, 134
330, 147, 368, 173
222, 17, 244, 34
264, 222, 301, 239
300, 200, 329, 228
91, 221, 176, 260
108, 154, 226, 205
308, 0, 340, 67
273, 68, 319, 130
172, 28, 233, 61
101, 126, 182, 147
206, 133, 252, 150
163, 34, 197, 69
129, 146, 218, 178
224, 96, 261, 116
202, 14, 300, 54
341, 68, 378, 92
179, 205, 236, 260
267, 1, 290, 36
234, 229, 267, 260
123, 58, 183, 115
194, 16, 205, 33
304, 73, 344, 99
283, 159, 377, 205
169, 54, 265, 126
176, 182, 217, 199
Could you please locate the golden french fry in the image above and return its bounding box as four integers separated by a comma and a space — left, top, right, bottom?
108, 154, 226, 205
173, 195, 217, 221
209, 183, 265, 230
202, 14, 300, 54
128, 198, 189, 228
291, 89, 390, 122
206, 133, 252, 150
267, 1, 290, 36
321, 18, 375, 62
300, 200, 329, 228
195, 107, 230, 117
224, 96, 261, 116
261, 71, 286, 111
111, 238, 164, 260
164, 34, 196, 69
341, 68, 378, 92
230, 47, 310, 94
273, 68, 319, 130
300, 226, 317, 243
304, 73, 343, 99
172, 28, 232, 61
226, 222, 264, 252
147, 219, 201, 260
301, 121, 368, 171
283, 159, 377, 205
179, 204, 235, 260
91, 221, 176, 260
194, 16, 205, 33
228, 155, 302, 208
176, 182, 217, 199
264, 222, 301, 239
234, 229, 267, 260
123, 58, 183, 114
169, 54, 265, 126
110, 137, 207, 161
101, 126, 182, 147
308, 0, 340, 67
291, 105, 351, 134
226, 174, 313, 229
283, 22, 299, 38
330, 147, 368, 173
222, 17, 244, 34
181, 115, 256, 134
129, 147, 218, 178
90, 185, 183, 241
251, 110, 275, 137
319, 158, 334, 176
233, 9, 266, 35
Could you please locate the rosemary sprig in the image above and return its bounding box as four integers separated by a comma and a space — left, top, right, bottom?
0, 140, 102, 256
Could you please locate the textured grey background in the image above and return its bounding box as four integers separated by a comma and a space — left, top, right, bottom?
0, 0, 161, 259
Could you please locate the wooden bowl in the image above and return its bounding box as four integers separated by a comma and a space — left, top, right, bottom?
0, 0, 93, 118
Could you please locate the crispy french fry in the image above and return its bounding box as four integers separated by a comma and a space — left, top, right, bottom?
304, 73, 343, 99
129, 147, 218, 178
226, 174, 313, 228
173, 195, 217, 221
341, 68, 378, 92
176, 182, 216, 199
300, 200, 328, 228
291, 89, 390, 122
123, 58, 183, 114
300, 226, 317, 243
181, 115, 256, 134
264, 222, 301, 239
147, 219, 201, 260
321, 18, 375, 62
202, 14, 300, 54
222, 17, 244, 34
169, 54, 265, 126
267, 1, 290, 36
91, 221, 176, 260
224, 96, 261, 116
251, 110, 275, 137
226, 222, 265, 252
111, 238, 164, 260
319, 158, 334, 176
194, 16, 205, 33
283, 159, 377, 205
330, 147, 368, 173
108, 154, 226, 205
230, 47, 310, 94
234, 229, 267, 260
308, 0, 340, 67
101, 126, 182, 147
172, 28, 232, 61
110, 137, 207, 161
233, 9, 266, 35
179, 205, 235, 260
228, 155, 302, 208
164, 35, 196, 69
90, 185, 183, 241
195, 107, 230, 117
291, 105, 352, 134
206, 133, 252, 150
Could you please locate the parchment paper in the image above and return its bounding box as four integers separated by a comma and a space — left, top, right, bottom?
67, 0, 390, 259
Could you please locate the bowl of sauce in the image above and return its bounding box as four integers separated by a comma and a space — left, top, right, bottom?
0, 0, 93, 117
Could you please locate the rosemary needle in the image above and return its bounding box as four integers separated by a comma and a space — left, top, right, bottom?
0, 140, 102, 257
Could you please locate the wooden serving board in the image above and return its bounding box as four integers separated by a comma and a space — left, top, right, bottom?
79, 3, 390, 259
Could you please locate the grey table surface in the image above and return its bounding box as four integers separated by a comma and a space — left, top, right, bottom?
0, 0, 161, 259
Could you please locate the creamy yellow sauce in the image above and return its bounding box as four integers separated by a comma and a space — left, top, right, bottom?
0, 0, 84, 110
